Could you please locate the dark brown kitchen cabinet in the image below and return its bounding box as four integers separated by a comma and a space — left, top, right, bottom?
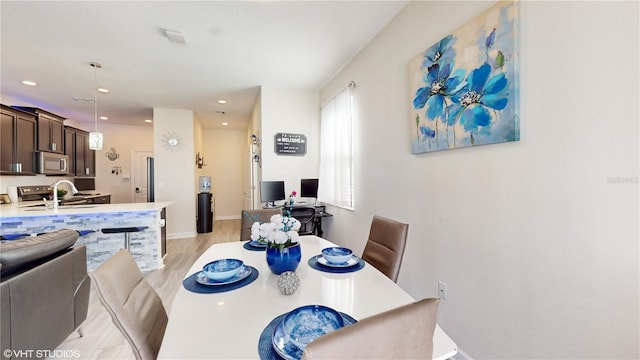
64, 126, 95, 177
64, 128, 76, 175
13, 106, 65, 154
1, 105, 37, 175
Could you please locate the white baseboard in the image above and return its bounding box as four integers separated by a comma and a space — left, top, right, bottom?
167, 231, 196, 240
215, 215, 241, 220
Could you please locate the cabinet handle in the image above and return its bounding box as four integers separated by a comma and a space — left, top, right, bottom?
85, 168, 89, 175
52, 143, 56, 151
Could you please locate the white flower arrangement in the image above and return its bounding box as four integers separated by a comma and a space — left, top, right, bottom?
251, 214, 301, 249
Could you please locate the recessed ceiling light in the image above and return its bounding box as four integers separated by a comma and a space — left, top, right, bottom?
145, 119, 153, 123
97, 88, 109, 93
218, 99, 227, 104
22, 80, 37, 86
222, 122, 229, 126
100, 116, 108, 120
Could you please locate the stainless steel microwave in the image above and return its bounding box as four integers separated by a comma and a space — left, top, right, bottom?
37, 151, 69, 175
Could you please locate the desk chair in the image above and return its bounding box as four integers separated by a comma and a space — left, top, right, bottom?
288, 206, 316, 235
302, 298, 439, 359
240, 209, 282, 241
89, 249, 167, 360
361, 215, 408, 283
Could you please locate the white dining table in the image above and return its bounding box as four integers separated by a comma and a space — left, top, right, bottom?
158, 236, 457, 359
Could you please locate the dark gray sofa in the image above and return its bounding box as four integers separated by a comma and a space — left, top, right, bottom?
0, 229, 90, 360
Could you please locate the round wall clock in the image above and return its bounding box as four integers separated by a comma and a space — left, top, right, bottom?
162, 131, 183, 151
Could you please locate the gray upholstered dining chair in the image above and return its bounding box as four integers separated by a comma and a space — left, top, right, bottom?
240, 208, 282, 241
302, 298, 440, 359
89, 249, 167, 360
361, 215, 409, 283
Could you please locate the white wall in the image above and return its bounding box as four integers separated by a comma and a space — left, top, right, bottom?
248, 90, 263, 209
153, 108, 197, 239
320, 1, 638, 358
260, 86, 320, 203
193, 114, 205, 195
202, 128, 247, 219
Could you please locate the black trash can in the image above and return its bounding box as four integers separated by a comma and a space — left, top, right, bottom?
197, 193, 213, 233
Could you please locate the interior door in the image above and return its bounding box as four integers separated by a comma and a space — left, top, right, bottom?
132, 150, 153, 203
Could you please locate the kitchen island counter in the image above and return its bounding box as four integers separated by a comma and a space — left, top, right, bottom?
0, 201, 171, 271
2, 200, 170, 217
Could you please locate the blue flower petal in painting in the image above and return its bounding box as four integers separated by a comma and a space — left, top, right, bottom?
425, 95, 445, 120
459, 104, 492, 131
414, 62, 467, 122
422, 35, 456, 68
467, 64, 492, 93
448, 63, 509, 132
445, 69, 468, 94
413, 86, 430, 109
419, 125, 436, 140
481, 94, 508, 110
483, 72, 507, 95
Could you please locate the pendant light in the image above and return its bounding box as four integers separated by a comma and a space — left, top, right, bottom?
89, 62, 104, 150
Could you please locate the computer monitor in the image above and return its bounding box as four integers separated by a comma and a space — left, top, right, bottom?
260, 181, 285, 208
300, 178, 319, 199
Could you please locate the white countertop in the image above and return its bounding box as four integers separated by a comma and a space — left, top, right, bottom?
0, 201, 172, 218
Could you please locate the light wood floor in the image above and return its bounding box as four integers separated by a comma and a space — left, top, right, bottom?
55, 219, 241, 359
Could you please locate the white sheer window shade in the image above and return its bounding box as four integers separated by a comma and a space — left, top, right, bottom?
318, 84, 354, 210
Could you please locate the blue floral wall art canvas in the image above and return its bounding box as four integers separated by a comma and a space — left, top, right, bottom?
409, 0, 519, 154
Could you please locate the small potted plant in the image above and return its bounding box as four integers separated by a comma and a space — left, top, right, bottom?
49, 188, 67, 200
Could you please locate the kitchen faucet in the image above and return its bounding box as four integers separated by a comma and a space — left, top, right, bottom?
51, 180, 79, 209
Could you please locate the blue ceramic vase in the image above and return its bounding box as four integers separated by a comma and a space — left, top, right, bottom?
266, 243, 301, 275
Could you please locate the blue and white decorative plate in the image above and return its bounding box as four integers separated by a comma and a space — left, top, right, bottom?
267, 307, 356, 360
249, 240, 268, 248
316, 255, 360, 268
271, 319, 304, 360
195, 266, 252, 286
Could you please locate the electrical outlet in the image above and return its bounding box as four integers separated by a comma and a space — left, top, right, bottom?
438, 280, 448, 300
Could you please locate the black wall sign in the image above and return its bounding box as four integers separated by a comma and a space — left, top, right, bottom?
274, 133, 307, 156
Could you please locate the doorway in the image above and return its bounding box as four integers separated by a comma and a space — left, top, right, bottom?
132, 150, 154, 203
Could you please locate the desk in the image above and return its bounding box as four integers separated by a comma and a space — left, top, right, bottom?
283, 204, 332, 237
158, 236, 457, 359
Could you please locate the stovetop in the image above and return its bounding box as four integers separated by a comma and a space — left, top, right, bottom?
17, 185, 51, 201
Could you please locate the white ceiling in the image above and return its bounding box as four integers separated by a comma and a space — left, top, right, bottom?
0, 1, 408, 130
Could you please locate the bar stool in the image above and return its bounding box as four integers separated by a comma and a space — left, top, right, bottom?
100, 227, 148, 250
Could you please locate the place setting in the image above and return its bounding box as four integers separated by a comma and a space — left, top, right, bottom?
307, 246, 365, 274
182, 258, 259, 294
258, 304, 357, 360
243, 239, 268, 251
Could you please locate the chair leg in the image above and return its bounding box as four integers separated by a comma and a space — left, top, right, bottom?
124, 233, 131, 250
77, 326, 84, 338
